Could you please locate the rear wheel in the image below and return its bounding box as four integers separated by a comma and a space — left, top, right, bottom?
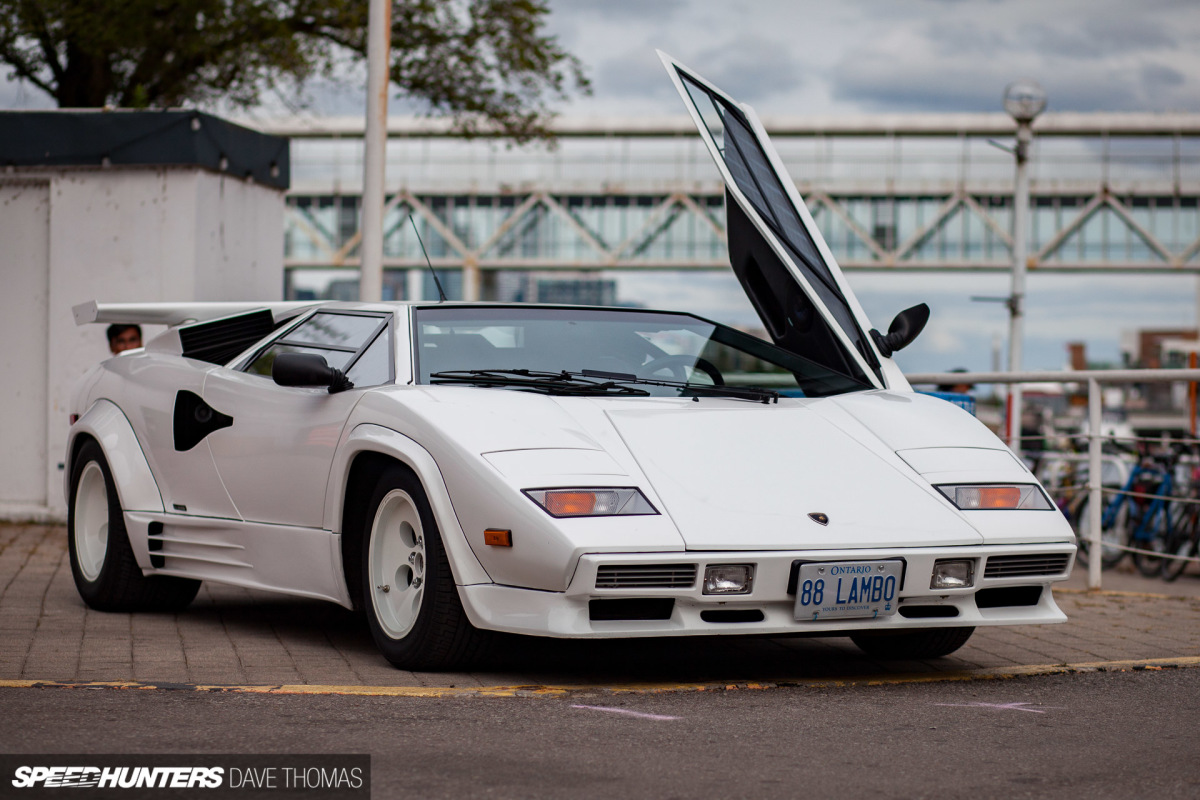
850, 627, 975, 660
68, 439, 200, 611
1162, 505, 1199, 582
360, 464, 489, 670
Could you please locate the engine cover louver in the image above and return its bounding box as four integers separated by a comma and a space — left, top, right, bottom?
179, 309, 276, 365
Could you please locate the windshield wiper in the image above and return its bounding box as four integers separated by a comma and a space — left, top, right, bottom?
579, 369, 779, 405
429, 369, 651, 397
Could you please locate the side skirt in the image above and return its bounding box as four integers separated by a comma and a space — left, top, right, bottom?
124, 512, 353, 608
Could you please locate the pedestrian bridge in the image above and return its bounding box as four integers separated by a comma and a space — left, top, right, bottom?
265, 113, 1200, 301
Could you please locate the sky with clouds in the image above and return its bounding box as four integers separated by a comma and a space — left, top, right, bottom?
4, 0, 1199, 374
545, 0, 1200, 375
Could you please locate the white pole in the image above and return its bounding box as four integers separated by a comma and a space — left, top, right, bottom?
1008, 120, 1032, 452
360, 0, 392, 302
1087, 377, 1103, 590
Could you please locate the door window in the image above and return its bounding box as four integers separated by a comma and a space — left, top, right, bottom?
244, 311, 393, 387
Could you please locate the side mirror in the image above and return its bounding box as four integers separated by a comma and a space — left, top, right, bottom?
272, 353, 353, 393
870, 303, 930, 358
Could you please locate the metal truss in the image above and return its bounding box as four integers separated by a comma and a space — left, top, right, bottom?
285, 189, 728, 272
286, 184, 1200, 280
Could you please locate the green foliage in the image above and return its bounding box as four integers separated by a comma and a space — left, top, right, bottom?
0, 0, 588, 141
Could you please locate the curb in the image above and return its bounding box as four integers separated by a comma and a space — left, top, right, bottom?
3, 656, 1198, 698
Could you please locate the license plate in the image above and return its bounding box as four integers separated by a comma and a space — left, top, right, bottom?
794, 561, 902, 621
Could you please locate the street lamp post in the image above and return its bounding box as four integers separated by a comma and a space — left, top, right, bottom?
1003, 79, 1047, 451
359, 0, 392, 302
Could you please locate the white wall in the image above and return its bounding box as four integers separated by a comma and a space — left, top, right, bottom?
0, 166, 285, 518
0, 180, 50, 506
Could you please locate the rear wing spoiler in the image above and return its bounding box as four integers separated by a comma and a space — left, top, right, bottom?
73, 300, 320, 327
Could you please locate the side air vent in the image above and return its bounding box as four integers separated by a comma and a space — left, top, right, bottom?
173, 390, 233, 451
179, 309, 276, 365
595, 564, 697, 589
983, 554, 1071, 579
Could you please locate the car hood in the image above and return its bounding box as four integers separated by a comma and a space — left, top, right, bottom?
388, 387, 994, 551
605, 394, 984, 551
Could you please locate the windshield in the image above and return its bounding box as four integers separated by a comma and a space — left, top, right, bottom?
414, 306, 871, 398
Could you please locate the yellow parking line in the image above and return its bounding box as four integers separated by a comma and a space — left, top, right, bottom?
3, 655, 1199, 697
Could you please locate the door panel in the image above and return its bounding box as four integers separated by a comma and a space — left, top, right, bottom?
108, 354, 239, 518
203, 370, 360, 528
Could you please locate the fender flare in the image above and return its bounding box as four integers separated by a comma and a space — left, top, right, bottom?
66, 399, 164, 515
325, 423, 492, 588
66, 400, 164, 571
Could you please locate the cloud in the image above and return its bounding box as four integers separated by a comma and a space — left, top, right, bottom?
689, 37, 807, 102
821, 0, 1200, 113
593, 50, 680, 103
552, 0, 686, 23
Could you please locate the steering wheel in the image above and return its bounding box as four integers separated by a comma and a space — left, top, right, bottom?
639, 354, 724, 385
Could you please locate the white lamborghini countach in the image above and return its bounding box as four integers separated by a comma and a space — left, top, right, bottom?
65, 55, 1075, 669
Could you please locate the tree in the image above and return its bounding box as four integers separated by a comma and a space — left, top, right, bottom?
0, 0, 588, 141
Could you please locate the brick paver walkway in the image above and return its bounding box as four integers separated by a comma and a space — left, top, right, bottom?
5, 525, 1200, 688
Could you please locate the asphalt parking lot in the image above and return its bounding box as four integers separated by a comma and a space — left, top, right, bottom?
3, 523, 1200, 693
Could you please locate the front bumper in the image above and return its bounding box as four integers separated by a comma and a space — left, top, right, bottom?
459, 543, 1076, 638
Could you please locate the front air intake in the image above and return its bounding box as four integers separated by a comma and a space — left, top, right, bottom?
588, 598, 675, 621
595, 564, 696, 589
983, 554, 1070, 578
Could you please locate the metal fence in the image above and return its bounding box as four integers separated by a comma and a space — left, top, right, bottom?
908, 368, 1200, 590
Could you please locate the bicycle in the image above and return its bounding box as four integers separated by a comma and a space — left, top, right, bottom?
1162, 463, 1200, 582
1073, 445, 1182, 576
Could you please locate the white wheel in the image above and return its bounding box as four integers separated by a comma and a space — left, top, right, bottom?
73, 461, 110, 581
358, 464, 490, 670
368, 489, 427, 639
67, 438, 200, 611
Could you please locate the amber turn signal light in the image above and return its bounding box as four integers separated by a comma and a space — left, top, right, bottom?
484, 529, 512, 547
974, 486, 1021, 508
544, 491, 598, 516
936, 484, 1052, 511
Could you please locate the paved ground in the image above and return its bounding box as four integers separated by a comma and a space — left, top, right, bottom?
4, 524, 1200, 690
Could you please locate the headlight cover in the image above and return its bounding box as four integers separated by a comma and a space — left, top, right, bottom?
524, 488, 658, 518
936, 484, 1053, 511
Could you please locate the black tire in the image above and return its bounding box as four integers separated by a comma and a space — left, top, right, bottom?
67, 439, 200, 612
359, 463, 490, 670
1073, 496, 1129, 569
849, 626, 975, 659
1162, 505, 1198, 582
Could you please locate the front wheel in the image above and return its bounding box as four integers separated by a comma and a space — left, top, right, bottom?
849, 627, 975, 660
360, 465, 490, 670
68, 439, 200, 611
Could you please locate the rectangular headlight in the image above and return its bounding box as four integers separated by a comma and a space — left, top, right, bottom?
524, 488, 658, 518
931, 559, 975, 589
703, 564, 755, 595
936, 484, 1052, 511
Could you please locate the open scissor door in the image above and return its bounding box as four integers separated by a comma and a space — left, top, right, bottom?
660, 51, 887, 390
